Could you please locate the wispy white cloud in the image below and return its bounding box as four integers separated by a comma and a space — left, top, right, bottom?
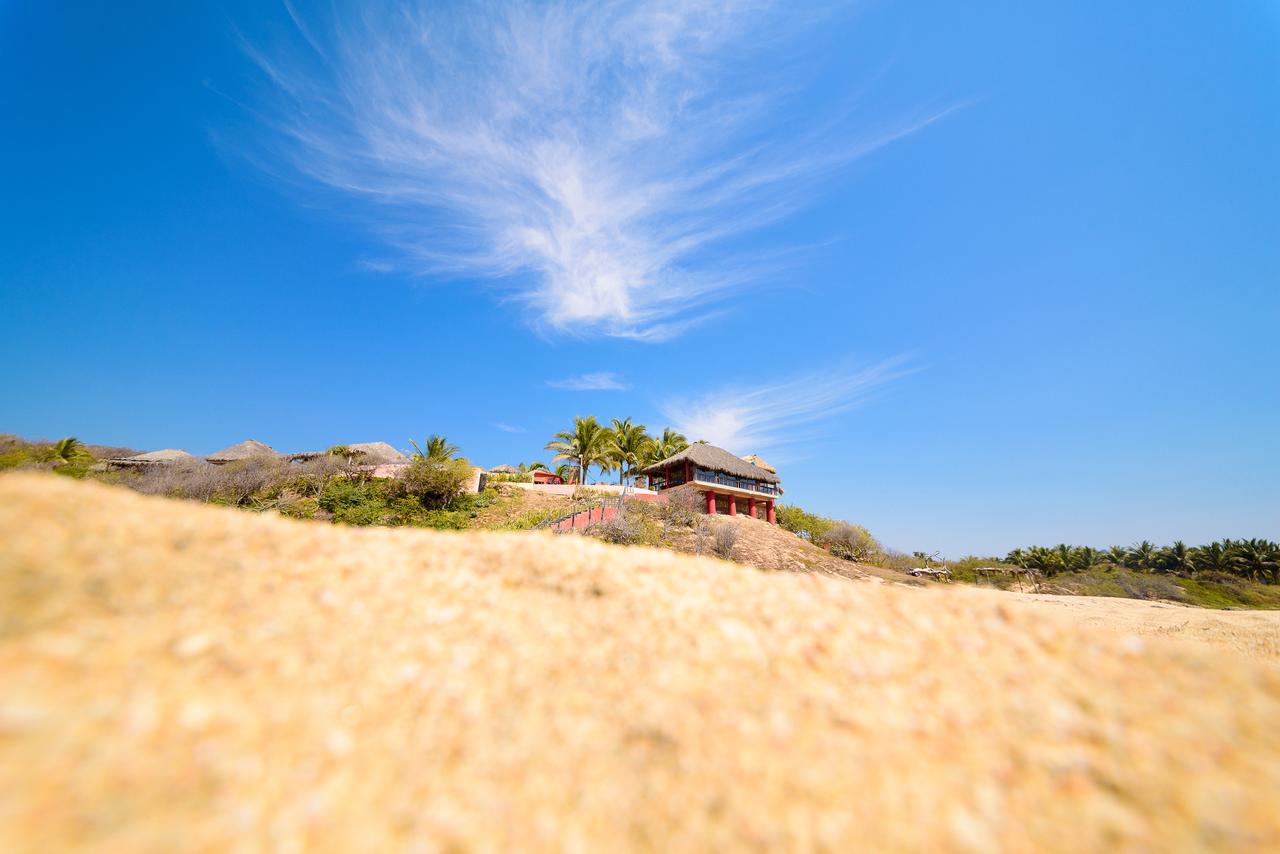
547, 371, 629, 391
663, 357, 912, 453
491, 421, 525, 433
247, 1, 953, 339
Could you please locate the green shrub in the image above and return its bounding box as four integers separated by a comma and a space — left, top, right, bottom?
447, 490, 498, 513
0, 448, 35, 469
319, 478, 389, 525
398, 458, 473, 509
775, 504, 838, 543
276, 495, 321, 519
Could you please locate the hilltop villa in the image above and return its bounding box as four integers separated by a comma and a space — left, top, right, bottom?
638, 443, 781, 524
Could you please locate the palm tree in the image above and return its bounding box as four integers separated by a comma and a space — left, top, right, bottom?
1073, 546, 1103, 570
1026, 546, 1056, 574
1106, 545, 1130, 568
554, 463, 575, 483
43, 437, 92, 466
656, 427, 688, 459
1161, 540, 1194, 576
1129, 541, 1158, 572
546, 416, 614, 488
1231, 539, 1280, 584
1193, 541, 1226, 573
638, 427, 689, 469
528, 462, 548, 471
410, 435, 460, 463
608, 417, 652, 485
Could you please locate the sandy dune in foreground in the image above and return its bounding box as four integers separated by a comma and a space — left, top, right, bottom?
2, 474, 1279, 851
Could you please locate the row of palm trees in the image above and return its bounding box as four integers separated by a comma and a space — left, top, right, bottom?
545, 416, 689, 486
1007, 540, 1280, 583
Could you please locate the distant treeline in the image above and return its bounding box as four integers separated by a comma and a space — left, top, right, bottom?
1007, 541, 1280, 583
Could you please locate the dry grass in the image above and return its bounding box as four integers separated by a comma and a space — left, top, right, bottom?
3, 473, 1280, 851
468, 483, 574, 527
659, 512, 881, 580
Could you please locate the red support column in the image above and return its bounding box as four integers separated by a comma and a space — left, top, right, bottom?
766, 501, 776, 525
748, 497, 756, 518
705, 490, 716, 515
728, 494, 737, 516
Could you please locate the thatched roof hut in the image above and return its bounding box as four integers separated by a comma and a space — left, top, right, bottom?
107, 449, 198, 469
637, 444, 780, 484
207, 439, 278, 464
740, 454, 777, 475
489, 464, 519, 474
346, 442, 408, 464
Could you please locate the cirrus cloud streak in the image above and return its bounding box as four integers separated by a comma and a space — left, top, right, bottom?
663, 357, 912, 454
246, 1, 953, 339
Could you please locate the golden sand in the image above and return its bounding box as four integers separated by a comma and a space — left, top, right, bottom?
2, 474, 1279, 851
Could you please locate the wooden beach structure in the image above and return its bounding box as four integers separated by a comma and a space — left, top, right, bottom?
637, 443, 782, 524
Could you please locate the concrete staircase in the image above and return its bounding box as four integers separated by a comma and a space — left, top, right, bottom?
536, 485, 661, 533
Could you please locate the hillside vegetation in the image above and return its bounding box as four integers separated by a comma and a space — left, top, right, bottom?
5, 433, 1278, 608
4, 474, 1280, 850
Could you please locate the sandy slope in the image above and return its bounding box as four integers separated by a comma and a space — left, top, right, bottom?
1000, 591, 1280, 661
3, 474, 1280, 851
659, 511, 876, 580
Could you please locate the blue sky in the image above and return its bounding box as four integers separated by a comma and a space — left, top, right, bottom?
2, 1, 1277, 556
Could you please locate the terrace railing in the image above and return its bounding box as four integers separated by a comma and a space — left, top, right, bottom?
691, 468, 780, 496
533, 495, 627, 532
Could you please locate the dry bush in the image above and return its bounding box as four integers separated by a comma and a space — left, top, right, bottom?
658, 490, 698, 534
219, 457, 288, 504
693, 521, 713, 556
83, 444, 141, 460
713, 524, 739, 560
131, 456, 289, 504
131, 460, 222, 501
590, 515, 644, 546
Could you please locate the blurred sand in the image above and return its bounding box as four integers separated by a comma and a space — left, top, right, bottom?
3, 474, 1279, 851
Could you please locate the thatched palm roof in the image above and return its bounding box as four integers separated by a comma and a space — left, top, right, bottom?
346, 442, 407, 464
489, 464, 519, 474
740, 454, 776, 475
637, 444, 780, 483
109, 449, 198, 466
207, 439, 278, 463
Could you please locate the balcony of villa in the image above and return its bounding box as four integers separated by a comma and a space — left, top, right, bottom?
650, 466, 781, 500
